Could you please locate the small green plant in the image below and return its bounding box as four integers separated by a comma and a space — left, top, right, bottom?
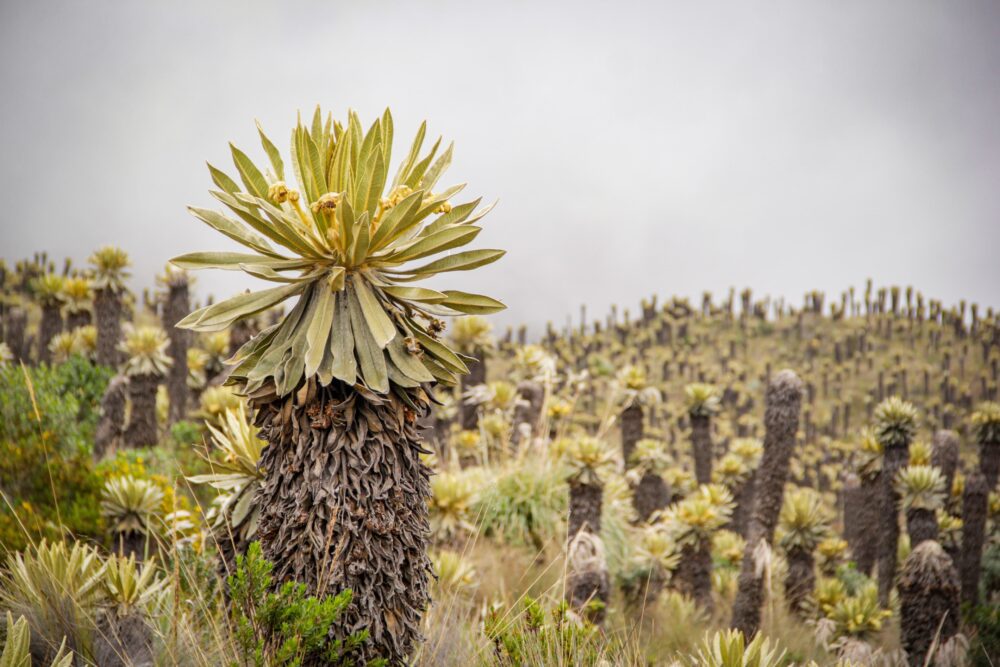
483, 596, 620, 665
227, 542, 376, 667
687, 629, 785, 667
0, 612, 74, 667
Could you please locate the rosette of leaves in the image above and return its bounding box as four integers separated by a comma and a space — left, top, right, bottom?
563, 436, 615, 486
813, 576, 847, 616
907, 440, 932, 466
430, 550, 478, 597
187, 403, 267, 547
514, 344, 557, 382
186, 347, 210, 389
630, 438, 672, 475
778, 487, 831, 553
172, 108, 505, 397
449, 314, 494, 354
730, 438, 763, 467
686, 628, 785, 667
101, 476, 165, 540
119, 325, 172, 377
631, 524, 682, 575
428, 470, 478, 543
0, 612, 74, 667
823, 581, 891, 641
714, 453, 751, 489
972, 401, 1000, 445
873, 397, 918, 449
102, 554, 166, 614
0, 540, 106, 662
816, 537, 849, 575
49, 330, 84, 363
667, 485, 734, 548
62, 276, 92, 319
894, 465, 946, 512
88, 246, 131, 292
855, 427, 882, 479
684, 383, 721, 418
31, 273, 66, 308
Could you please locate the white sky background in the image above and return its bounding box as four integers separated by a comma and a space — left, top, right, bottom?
1, 0, 998, 336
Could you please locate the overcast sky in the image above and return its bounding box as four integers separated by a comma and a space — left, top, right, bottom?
2, 0, 998, 334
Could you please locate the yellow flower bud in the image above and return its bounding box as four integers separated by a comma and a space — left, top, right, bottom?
310, 192, 340, 214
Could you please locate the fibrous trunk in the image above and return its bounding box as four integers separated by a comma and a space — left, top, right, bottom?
38, 304, 63, 364
94, 288, 123, 367
511, 381, 544, 447
677, 538, 713, 612
878, 442, 910, 606
690, 414, 713, 485
93, 610, 155, 667
3, 307, 28, 362
620, 403, 643, 466
853, 472, 881, 575
458, 351, 486, 431
113, 530, 147, 562
66, 310, 91, 331
123, 373, 159, 448
568, 479, 603, 538
931, 429, 960, 496
980, 441, 999, 491
731, 473, 756, 537
94, 375, 128, 459
905, 507, 938, 547
163, 282, 190, 425
959, 471, 988, 608
633, 472, 670, 523
252, 380, 432, 665
784, 546, 815, 617
898, 541, 960, 667
731, 370, 802, 638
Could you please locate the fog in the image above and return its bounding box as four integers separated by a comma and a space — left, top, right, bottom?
2, 0, 998, 334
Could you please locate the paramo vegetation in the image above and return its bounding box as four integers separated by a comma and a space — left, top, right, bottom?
1, 108, 999, 666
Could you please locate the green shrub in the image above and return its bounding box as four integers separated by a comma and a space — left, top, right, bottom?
0, 357, 113, 452
228, 542, 375, 667
0, 358, 111, 550
483, 597, 625, 665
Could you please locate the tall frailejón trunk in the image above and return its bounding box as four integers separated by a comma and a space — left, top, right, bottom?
677, 538, 714, 613
878, 442, 910, 606
252, 380, 432, 666
633, 472, 670, 523
980, 440, 999, 491
38, 304, 63, 364
620, 404, 643, 466
458, 350, 486, 431
94, 375, 128, 459
731, 370, 803, 638
691, 414, 713, 484
3, 307, 29, 362
66, 309, 91, 331
163, 281, 190, 425
784, 546, 815, 617
898, 541, 960, 667
959, 471, 988, 608
931, 429, 959, 494
854, 471, 881, 575
123, 374, 159, 448
94, 288, 123, 367
568, 479, 602, 539
511, 380, 544, 447
566, 479, 608, 624
731, 472, 756, 537
905, 507, 938, 547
